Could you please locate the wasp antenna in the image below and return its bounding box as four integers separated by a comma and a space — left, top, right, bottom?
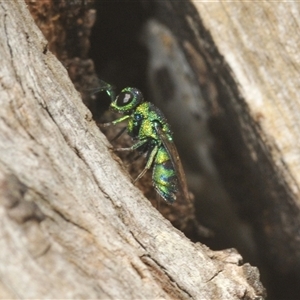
97, 122, 112, 128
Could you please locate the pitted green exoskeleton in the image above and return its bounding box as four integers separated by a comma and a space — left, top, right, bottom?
99, 82, 190, 204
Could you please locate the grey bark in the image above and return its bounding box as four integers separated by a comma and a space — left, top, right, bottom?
192, 0, 300, 276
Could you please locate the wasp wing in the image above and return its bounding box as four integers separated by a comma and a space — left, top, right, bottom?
154, 123, 190, 202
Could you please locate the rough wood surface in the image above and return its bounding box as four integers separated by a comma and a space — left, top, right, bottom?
193, 2, 300, 195
189, 1, 300, 297
0, 1, 265, 299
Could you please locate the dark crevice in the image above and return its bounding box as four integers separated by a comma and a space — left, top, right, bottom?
141, 254, 193, 299
89, 0, 152, 116
129, 230, 147, 251
205, 268, 223, 283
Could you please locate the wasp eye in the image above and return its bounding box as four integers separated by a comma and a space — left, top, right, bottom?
116, 91, 133, 107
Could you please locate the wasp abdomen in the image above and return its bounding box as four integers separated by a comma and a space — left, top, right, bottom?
152, 147, 178, 203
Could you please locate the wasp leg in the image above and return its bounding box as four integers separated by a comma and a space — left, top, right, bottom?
114, 139, 148, 152
99, 115, 130, 127
133, 144, 158, 183
97, 122, 127, 142
110, 127, 127, 142
155, 190, 161, 209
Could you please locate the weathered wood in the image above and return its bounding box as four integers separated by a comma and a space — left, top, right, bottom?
193, 2, 300, 195
188, 1, 300, 298
0, 0, 264, 299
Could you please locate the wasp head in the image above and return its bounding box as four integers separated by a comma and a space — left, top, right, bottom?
110, 87, 144, 114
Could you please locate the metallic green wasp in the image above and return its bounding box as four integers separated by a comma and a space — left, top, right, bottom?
99, 81, 190, 204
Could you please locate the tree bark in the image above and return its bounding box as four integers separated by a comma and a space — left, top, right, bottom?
189, 1, 300, 298
0, 1, 264, 299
